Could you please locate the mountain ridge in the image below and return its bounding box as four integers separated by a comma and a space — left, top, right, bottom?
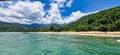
0, 6, 120, 32
0, 21, 62, 31
61, 6, 120, 31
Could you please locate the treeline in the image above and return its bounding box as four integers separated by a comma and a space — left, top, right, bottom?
0, 6, 120, 32
38, 6, 120, 32
36, 26, 62, 32
0, 22, 29, 32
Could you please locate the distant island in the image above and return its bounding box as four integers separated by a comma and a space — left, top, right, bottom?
0, 6, 120, 32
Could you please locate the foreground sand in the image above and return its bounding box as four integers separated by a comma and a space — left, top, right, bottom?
38, 31, 120, 37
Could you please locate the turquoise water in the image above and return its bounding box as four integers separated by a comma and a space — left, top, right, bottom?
0, 32, 120, 55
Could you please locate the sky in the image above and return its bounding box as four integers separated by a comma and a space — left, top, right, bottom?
0, 0, 120, 24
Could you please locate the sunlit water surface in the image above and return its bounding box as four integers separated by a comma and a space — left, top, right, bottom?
0, 32, 120, 55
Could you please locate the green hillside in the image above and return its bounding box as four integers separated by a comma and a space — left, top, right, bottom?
0, 22, 28, 32
0, 22, 61, 32
61, 6, 120, 31
0, 6, 120, 32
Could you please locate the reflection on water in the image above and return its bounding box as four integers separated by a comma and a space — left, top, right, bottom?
0, 32, 120, 55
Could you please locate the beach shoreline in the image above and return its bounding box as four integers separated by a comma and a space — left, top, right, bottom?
38, 31, 120, 37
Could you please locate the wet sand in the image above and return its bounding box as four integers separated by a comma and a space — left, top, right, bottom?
38, 31, 120, 37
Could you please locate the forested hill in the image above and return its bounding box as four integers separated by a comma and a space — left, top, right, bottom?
0, 6, 120, 32
0, 22, 28, 32
0, 21, 62, 32
61, 6, 120, 31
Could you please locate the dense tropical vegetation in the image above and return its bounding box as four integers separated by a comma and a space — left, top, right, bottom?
38, 6, 120, 32
60, 6, 120, 31
0, 6, 120, 32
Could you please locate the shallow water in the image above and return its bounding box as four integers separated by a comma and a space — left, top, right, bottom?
0, 32, 120, 55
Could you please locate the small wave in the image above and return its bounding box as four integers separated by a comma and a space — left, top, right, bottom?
117, 39, 120, 42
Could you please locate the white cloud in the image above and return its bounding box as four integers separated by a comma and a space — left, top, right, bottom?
51, 0, 66, 8
0, 1, 13, 8
63, 11, 85, 23
63, 11, 92, 24
66, 0, 73, 7
0, 0, 97, 24
44, 2, 63, 24
0, 1, 45, 24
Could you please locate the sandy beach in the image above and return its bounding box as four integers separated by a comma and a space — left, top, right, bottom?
38, 31, 120, 37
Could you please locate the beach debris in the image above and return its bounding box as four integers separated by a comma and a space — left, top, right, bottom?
22, 32, 30, 34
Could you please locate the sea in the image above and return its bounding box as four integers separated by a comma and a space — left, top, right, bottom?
0, 32, 120, 55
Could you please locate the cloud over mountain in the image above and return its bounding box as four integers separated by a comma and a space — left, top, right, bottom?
0, 0, 96, 24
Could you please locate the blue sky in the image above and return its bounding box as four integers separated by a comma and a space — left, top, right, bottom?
0, 0, 120, 24
38, 0, 120, 16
